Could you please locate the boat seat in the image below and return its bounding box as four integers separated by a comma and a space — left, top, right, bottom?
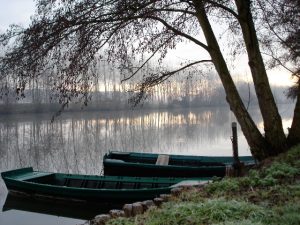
110, 151, 130, 156
156, 154, 169, 165
105, 159, 125, 163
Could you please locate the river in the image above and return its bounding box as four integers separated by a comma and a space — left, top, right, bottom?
0, 104, 294, 225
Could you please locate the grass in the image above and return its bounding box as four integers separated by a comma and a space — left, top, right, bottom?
106, 145, 300, 225
108, 199, 267, 225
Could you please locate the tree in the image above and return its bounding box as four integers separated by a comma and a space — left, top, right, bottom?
0, 0, 299, 160
256, 0, 300, 147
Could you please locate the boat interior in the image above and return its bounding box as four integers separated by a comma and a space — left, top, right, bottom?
107, 154, 226, 167
26, 174, 173, 189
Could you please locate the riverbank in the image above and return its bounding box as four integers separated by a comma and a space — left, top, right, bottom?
105, 145, 300, 225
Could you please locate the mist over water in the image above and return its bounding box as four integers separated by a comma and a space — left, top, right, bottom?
0, 104, 294, 224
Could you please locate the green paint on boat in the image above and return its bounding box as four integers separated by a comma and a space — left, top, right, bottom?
103, 151, 255, 177
1, 167, 209, 203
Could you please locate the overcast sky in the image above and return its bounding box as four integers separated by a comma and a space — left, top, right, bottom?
0, 0, 35, 32
0, 0, 294, 86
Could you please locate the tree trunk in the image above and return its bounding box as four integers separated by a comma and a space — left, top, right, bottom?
193, 0, 268, 160
234, 0, 287, 155
287, 85, 300, 146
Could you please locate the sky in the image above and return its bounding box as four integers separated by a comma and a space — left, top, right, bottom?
0, 0, 295, 87
0, 0, 35, 31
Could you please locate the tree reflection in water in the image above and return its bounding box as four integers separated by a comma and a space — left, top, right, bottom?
0, 106, 293, 176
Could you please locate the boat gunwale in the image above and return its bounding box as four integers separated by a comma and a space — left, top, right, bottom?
2, 168, 208, 192
3, 177, 176, 192
105, 151, 255, 165
108, 151, 254, 159
103, 158, 229, 169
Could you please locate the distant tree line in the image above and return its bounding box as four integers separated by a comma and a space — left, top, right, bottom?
0, 60, 292, 114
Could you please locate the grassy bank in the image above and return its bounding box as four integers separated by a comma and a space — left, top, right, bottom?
107, 145, 300, 225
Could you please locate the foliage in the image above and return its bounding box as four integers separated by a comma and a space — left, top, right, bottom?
264, 203, 300, 225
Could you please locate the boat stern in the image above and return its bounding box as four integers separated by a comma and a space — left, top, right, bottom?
1, 167, 34, 180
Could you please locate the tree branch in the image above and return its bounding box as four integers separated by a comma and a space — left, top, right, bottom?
139, 59, 212, 89
205, 0, 239, 19
121, 35, 176, 83
146, 15, 209, 51
261, 51, 295, 74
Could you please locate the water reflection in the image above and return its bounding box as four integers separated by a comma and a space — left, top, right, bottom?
3, 193, 122, 220
0, 107, 234, 174
0, 105, 294, 224
0, 105, 294, 173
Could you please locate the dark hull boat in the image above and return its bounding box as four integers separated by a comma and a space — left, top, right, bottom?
1, 167, 207, 203
103, 151, 255, 178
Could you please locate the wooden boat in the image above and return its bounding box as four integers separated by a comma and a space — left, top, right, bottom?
103, 151, 255, 178
1, 167, 207, 203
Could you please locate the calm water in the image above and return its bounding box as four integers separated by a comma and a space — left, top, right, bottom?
0, 105, 294, 225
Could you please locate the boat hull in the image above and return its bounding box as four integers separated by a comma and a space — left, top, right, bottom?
104, 161, 227, 177
103, 151, 255, 177
1, 167, 200, 203
3, 178, 172, 202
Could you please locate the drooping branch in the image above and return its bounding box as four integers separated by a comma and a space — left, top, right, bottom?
261, 52, 295, 74
145, 15, 208, 51
121, 35, 176, 83
205, 0, 239, 19
144, 59, 212, 87
256, 0, 299, 58
129, 59, 212, 106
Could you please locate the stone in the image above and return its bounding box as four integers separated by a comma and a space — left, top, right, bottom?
159, 194, 171, 201
92, 214, 111, 225
171, 180, 210, 188
141, 200, 155, 211
109, 209, 125, 218
171, 187, 183, 196
153, 197, 164, 207
132, 202, 144, 216
123, 204, 133, 217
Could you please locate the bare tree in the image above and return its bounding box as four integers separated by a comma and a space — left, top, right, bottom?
0, 0, 299, 159
256, 0, 299, 147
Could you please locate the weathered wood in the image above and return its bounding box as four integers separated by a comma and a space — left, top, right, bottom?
231, 122, 240, 165
156, 154, 169, 165
231, 122, 247, 176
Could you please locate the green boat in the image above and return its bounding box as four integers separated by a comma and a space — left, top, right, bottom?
1, 167, 207, 203
103, 151, 255, 178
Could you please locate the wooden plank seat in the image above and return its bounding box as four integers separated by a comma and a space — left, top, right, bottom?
156, 154, 170, 165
